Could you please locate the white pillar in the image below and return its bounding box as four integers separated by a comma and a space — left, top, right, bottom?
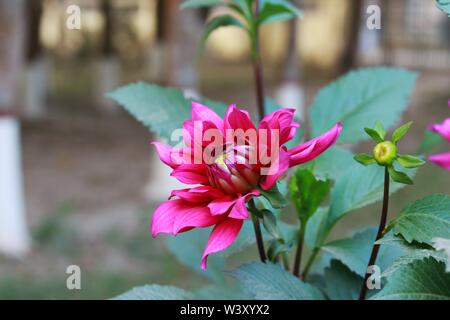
0, 116, 30, 257
0, 0, 30, 257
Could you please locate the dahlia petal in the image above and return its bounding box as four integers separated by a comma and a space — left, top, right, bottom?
182, 120, 206, 158
201, 218, 243, 270
151, 199, 223, 237
191, 101, 224, 131
152, 142, 181, 169
151, 200, 179, 237
224, 104, 256, 131
170, 186, 224, 203
172, 205, 223, 235
208, 196, 236, 215
228, 190, 260, 219
171, 164, 209, 184
429, 118, 450, 142
429, 152, 450, 171
288, 122, 342, 167
259, 108, 299, 145
259, 149, 290, 190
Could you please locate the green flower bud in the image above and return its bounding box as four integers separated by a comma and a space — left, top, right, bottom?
373, 141, 397, 166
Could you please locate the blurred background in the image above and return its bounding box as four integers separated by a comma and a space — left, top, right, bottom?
0, 0, 449, 299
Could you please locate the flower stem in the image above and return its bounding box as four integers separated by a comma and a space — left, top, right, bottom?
359, 167, 390, 300
282, 252, 290, 271
252, 1, 266, 119
301, 247, 319, 280
293, 221, 305, 277
249, 0, 267, 263
251, 211, 267, 262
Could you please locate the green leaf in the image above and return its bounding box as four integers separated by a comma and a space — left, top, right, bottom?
230, 262, 325, 300
432, 238, 450, 272
376, 232, 448, 277
305, 159, 415, 249
417, 130, 444, 154
180, 0, 223, 9
436, 0, 450, 17
397, 155, 426, 168
257, 0, 303, 25
364, 127, 384, 143
324, 260, 363, 300
322, 228, 404, 277
107, 82, 227, 145
267, 239, 294, 262
309, 67, 417, 143
259, 181, 288, 209
374, 121, 386, 140
391, 121, 413, 144
354, 153, 376, 166
278, 221, 300, 244
261, 209, 280, 239
372, 258, 450, 300
305, 207, 329, 249
166, 228, 226, 284
113, 285, 195, 300
328, 164, 414, 227
307, 146, 355, 181
194, 285, 250, 300
107, 82, 190, 144
388, 194, 450, 245
289, 169, 331, 222
387, 165, 414, 185
230, 0, 253, 19
201, 15, 245, 48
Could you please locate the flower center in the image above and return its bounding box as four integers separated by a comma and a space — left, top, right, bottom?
207, 147, 259, 195
214, 153, 229, 172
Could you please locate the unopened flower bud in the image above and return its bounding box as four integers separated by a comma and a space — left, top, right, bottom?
373, 141, 397, 166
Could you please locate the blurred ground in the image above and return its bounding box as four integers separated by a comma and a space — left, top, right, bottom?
0, 68, 449, 299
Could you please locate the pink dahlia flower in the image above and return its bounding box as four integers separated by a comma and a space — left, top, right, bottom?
151, 102, 342, 269
428, 101, 450, 171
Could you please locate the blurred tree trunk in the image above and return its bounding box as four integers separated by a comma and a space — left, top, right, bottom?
281, 16, 300, 83
0, 0, 26, 111
276, 16, 305, 121
0, 0, 30, 258
26, 0, 42, 62
97, 0, 120, 112
162, 0, 178, 86
340, 0, 363, 73
161, 0, 201, 92
23, 0, 48, 119
101, 0, 113, 57
380, 0, 393, 65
